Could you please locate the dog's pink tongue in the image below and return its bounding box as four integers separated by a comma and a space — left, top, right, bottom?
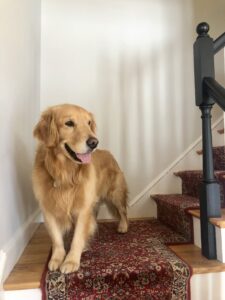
76, 153, 91, 164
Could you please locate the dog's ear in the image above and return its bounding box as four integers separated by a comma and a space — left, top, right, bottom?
33, 109, 59, 147
89, 113, 97, 134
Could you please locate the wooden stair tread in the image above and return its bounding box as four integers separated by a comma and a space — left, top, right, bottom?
188, 209, 201, 218
210, 216, 225, 228
4, 224, 51, 291
169, 244, 225, 274
4, 222, 225, 291
188, 208, 225, 228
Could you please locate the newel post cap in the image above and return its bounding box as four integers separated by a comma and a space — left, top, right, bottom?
196, 22, 210, 37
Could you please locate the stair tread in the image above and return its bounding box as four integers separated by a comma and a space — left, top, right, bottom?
197, 145, 225, 153
211, 145, 225, 150
6, 219, 189, 293
196, 146, 225, 170
188, 208, 225, 228
4, 223, 225, 291
175, 170, 225, 176
173, 170, 225, 207
4, 224, 51, 290
169, 244, 225, 274
217, 128, 224, 134
187, 209, 201, 218
151, 194, 199, 209
210, 217, 225, 228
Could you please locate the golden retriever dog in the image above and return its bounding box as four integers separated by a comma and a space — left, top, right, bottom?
32, 104, 128, 274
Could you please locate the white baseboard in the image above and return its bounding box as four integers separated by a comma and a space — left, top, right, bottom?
0, 252, 6, 286
1, 208, 41, 283
3, 289, 41, 300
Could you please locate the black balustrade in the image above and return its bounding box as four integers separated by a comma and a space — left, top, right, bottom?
194, 22, 225, 259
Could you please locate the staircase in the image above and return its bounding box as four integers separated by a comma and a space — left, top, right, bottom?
152, 145, 225, 244
3, 137, 225, 300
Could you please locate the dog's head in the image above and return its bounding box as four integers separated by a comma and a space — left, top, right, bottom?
34, 104, 98, 164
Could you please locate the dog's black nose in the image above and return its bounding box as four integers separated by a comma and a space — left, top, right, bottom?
86, 137, 99, 150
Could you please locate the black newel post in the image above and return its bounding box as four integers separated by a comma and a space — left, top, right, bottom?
194, 22, 221, 259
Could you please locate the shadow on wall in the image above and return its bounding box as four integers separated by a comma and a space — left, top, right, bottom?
41, 0, 202, 202
13, 136, 35, 220
96, 8, 198, 200
1, 115, 38, 247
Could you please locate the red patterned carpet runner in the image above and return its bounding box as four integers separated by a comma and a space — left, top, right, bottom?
42, 220, 191, 300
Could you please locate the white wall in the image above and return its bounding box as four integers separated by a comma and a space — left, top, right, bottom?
0, 0, 41, 281
193, 0, 225, 116
41, 0, 205, 204
193, 0, 225, 39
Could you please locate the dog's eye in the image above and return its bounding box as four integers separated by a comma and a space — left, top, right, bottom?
88, 121, 91, 126
65, 120, 75, 127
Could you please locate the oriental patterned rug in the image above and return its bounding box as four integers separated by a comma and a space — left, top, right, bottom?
41, 219, 191, 300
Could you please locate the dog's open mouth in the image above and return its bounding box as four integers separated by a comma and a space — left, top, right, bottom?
64, 143, 91, 164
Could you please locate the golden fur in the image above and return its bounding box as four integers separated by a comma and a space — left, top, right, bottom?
32, 104, 128, 274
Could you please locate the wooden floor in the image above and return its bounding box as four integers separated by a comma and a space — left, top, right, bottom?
4, 224, 51, 291
4, 223, 225, 291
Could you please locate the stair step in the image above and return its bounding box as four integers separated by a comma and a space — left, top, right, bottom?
188, 209, 200, 219
174, 170, 225, 207
188, 208, 225, 228
197, 146, 225, 170
169, 244, 225, 274
151, 194, 199, 241
5, 220, 192, 299
4, 223, 225, 294
217, 128, 224, 134
187, 209, 225, 262
4, 224, 51, 290
210, 217, 225, 228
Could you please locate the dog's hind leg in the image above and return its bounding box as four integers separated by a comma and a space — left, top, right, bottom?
114, 200, 128, 233
108, 173, 128, 233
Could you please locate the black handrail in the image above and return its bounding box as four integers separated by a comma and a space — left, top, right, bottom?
213, 32, 225, 54
204, 77, 225, 111
194, 22, 225, 260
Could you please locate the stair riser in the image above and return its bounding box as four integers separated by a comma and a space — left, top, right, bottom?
198, 147, 225, 170
213, 147, 225, 171
152, 194, 199, 241
157, 202, 193, 241
176, 173, 225, 208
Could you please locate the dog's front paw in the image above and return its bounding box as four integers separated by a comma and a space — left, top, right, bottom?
48, 247, 66, 271
48, 258, 62, 271
60, 260, 80, 274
